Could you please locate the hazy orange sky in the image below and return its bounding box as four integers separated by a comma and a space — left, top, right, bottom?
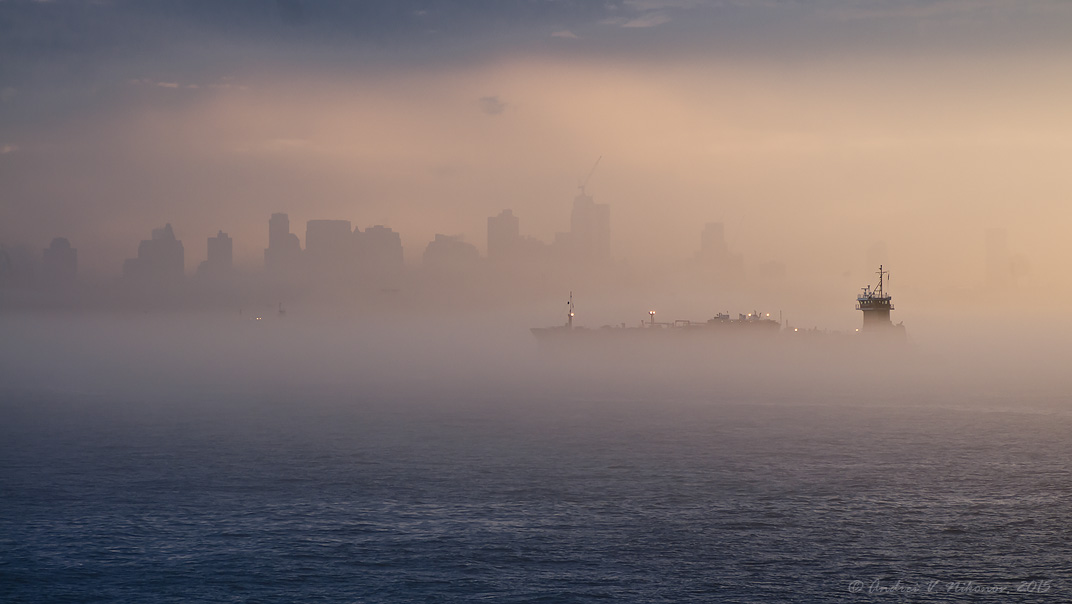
2, 0, 1071, 299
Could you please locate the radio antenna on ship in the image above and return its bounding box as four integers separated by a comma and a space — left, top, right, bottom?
566, 291, 575, 329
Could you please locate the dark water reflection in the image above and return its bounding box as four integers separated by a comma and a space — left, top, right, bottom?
2, 391, 1070, 603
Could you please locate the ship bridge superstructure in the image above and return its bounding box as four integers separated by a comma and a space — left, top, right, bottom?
857, 265, 895, 331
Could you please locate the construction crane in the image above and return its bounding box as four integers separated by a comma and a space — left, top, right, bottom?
578, 155, 602, 196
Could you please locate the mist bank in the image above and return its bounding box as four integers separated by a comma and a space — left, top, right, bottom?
3, 310, 1071, 416
1, 246, 1059, 341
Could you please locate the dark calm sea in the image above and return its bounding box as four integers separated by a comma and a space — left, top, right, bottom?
2, 389, 1070, 603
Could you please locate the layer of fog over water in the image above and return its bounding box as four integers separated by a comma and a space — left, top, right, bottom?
3, 310, 1071, 601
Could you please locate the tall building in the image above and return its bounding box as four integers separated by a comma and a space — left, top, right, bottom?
123, 223, 184, 281
207, 230, 232, 267
0, 246, 11, 287
487, 209, 521, 263
699, 222, 727, 258
198, 230, 232, 277
305, 220, 352, 256
41, 237, 77, 285
568, 192, 610, 263
487, 209, 550, 267
305, 219, 354, 271
984, 228, 1029, 289
696, 222, 744, 283
0, 244, 37, 288
423, 234, 480, 271
268, 213, 290, 249
265, 213, 302, 272
359, 225, 404, 273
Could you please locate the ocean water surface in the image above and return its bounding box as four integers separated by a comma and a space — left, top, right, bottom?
2, 314, 1070, 602
3, 393, 1070, 602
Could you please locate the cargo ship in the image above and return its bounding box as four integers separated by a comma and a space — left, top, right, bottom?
530, 266, 904, 344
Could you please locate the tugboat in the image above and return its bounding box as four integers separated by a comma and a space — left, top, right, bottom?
856, 265, 906, 338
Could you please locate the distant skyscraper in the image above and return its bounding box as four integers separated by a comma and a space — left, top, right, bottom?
305, 220, 352, 256
265, 213, 302, 272
198, 230, 233, 277
487, 209, 549, 267
0, 244, 37, 288
207, 230, 232, 267
699, 222, 727, 258
306, 219, 354, 271
123, 223, 184, 281
269, 213, 289, 249
487, 209, 520, 263
423, 234, 480, 271
358, 225, 404, 273
696, 222, 744, 283
985, 228, 1029, 288
41, 237, 77, 285
0, 246, 11, 286
757, 260, 786, 281
568, 192, 610, 263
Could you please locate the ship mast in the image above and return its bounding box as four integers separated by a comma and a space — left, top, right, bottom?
567, 291, 575, 329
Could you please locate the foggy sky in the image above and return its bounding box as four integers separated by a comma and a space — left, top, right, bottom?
3, 0, 1072, 302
